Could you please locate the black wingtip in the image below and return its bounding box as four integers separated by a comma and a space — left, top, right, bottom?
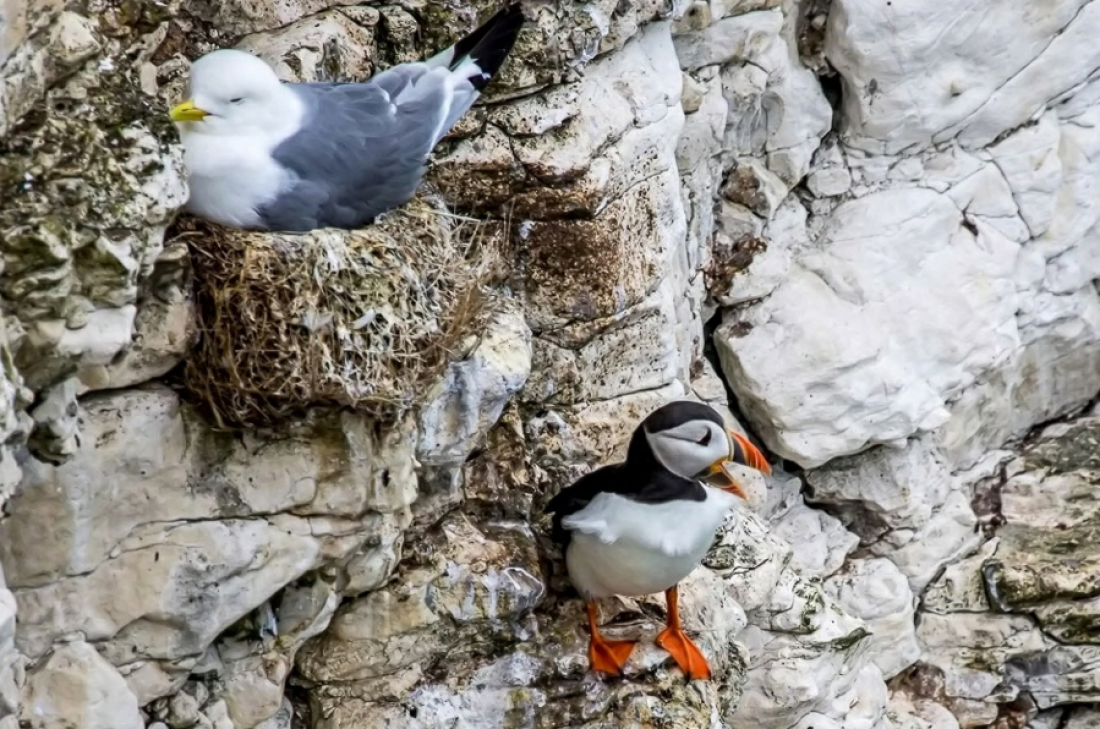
449, 2, 526, 90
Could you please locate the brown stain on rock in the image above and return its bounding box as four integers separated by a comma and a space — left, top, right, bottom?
721, 167, 772, 215
521, 181, 664, 325
706, 235, 768, 296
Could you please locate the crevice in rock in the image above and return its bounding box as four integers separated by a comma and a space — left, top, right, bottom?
286, 681, 312, 729
972, 460, 1009, 539
700, 307, 786, 470
794, 0, 832, 74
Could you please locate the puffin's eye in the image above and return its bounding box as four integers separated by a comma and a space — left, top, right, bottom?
696, 430, 712, 446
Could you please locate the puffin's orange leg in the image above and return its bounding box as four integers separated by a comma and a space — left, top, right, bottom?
656, 585, 711, 680
586, 601, 636, 675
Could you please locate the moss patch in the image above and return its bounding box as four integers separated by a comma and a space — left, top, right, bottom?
1022, 419, 1100, 476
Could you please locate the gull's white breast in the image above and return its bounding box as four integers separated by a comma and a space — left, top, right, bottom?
180, 131, 292, 229
177, 87, 305, 229
562, 488, 738, 599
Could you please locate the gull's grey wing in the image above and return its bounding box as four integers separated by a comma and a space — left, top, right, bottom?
258, 3, 524, 232
369, 61, 479, 146
257, 72, 453, 231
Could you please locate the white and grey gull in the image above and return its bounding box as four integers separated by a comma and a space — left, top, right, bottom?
169, 3, 526, 232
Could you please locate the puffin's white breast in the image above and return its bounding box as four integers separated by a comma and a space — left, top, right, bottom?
562, 488, 738, 599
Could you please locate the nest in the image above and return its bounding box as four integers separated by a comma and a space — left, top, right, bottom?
177, 195, 505, 429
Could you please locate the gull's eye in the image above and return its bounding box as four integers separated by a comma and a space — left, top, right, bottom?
229, 97, 244, 104
696, 429, 712, 447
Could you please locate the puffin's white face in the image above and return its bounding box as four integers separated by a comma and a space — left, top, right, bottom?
170, 49, 288, 137
645, 419, 732, 482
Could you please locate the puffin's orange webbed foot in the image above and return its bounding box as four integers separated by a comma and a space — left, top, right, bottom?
588, 635, 637, 676
656, 625, 711, 680
657, 585, 712, 680
585, 601, 636, 676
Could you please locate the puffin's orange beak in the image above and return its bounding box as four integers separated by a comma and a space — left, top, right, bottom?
702, 430, 771, 498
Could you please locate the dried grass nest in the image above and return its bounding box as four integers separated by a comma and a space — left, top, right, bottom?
176, 194, 505, 429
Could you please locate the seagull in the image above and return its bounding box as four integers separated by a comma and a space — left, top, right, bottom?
544, 401, 772, 679
169, 3, 525, 232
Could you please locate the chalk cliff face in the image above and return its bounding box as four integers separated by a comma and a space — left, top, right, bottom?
2, 1, 1100, 728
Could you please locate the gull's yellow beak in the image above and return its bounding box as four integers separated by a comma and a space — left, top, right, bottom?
170, 100, 208, 123
701, 430, 772, 499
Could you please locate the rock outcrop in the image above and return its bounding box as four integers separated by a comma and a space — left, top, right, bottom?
1, 0, 1099, 728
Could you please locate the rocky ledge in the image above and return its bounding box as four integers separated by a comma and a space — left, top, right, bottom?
2, 0, 1100, 728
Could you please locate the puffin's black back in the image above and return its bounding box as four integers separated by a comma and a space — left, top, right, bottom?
544, 401, 723, 548
544, 424, 707, 549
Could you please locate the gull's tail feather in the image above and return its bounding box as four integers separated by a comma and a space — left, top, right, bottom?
427, 3, 526, 90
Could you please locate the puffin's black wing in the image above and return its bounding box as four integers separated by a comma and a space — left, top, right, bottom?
544, 462, 707, 549
544, 464, 624, 549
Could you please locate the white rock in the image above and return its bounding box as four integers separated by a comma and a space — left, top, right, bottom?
771, 501, 858, 578
2, 388, 414, 593
826, 0, 1100, 152
939, 287, 1100, 468
716, 199, 764, 242
917, 612, 1046, 702
679, 71, 707, 113
0, 570, 19, 719
942, 160, 1029, 241
867, 488, 981, 593
825, 559, 919, 679
764, 65, 833, 184
165, 688, 201, 728
251, 698, 293, 729
14, 519, 323, 684
716, 187, 1020, 467
884, 695, 960, 729
184, 0, 363, 35
922, 539, 997, 615
92, 242, 194, 392
524, 380, 687, 468
731, 594, 876, 729
722, 158, 789, 217
721, 62, 771, 156
714, 195, 803, 307
27, 377, 79, 464
54, 305, 136, 369
808, 137, 852, 198
417, 307, 532, 465
677, 73, 728, 265
341, 516, 405, 595
203, 699, 234, 729
511, 22, 683, 209
825, 664, 889, 729
236, 9, 377, 83
706, 512, 793, 615
673, 10, 783, 71
525, 279, 682, 405
806, 436, 956, 533
218, 652, 289, 729
986, 111, 1062, 238
20, 641, 142, 729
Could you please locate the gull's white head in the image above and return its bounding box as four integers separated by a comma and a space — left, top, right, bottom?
170, 49, 289, 136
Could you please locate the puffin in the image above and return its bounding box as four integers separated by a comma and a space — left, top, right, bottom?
544, 400, 771, 679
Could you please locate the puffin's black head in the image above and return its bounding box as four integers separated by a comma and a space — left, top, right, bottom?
626, 401, 771, 498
